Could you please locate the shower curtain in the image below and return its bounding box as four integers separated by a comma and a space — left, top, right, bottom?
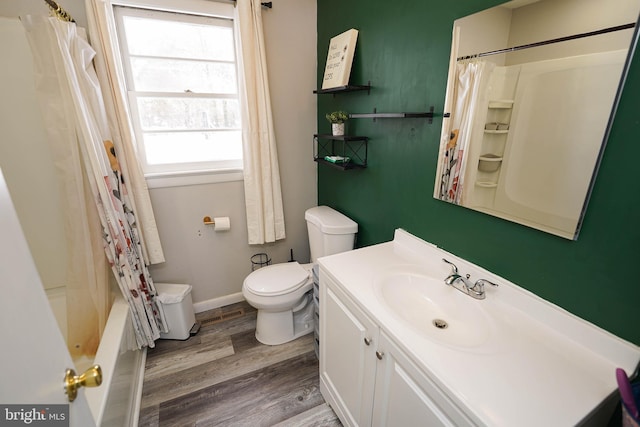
439, 59, 494, 204
86, 0, 165, 266
23, 16, 165, 349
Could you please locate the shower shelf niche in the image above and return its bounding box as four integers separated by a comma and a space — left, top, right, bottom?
478, 154, 503, 172
474, 99, 515, 188
488, 99, 514, 109
476, 181, 498, 188
486, 99, 514, 130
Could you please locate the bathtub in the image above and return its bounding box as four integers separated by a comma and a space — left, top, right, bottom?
87, 298, 146, 427
481, 50, 627, 238
48, 291, 145, 427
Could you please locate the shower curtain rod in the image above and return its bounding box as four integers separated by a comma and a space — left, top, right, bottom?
457, 22, 636, 61
43, 0, 75, 23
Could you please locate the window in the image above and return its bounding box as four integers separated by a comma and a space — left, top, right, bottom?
114, 5, 242, 178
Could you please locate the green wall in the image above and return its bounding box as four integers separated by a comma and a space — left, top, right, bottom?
317, 0, 640, 345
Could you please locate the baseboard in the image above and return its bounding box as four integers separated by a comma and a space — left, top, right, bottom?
193, 292, 245, 313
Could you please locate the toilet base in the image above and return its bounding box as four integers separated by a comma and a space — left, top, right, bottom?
255, 292, 314, 345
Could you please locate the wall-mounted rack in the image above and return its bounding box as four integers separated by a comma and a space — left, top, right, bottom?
314, 82, 371, 96
314, 134, 368, 170
349, 106, 439, 123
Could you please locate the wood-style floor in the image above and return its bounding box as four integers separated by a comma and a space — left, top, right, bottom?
138, 301, 342, 427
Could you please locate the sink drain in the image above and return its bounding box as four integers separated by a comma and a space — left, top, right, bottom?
432, 319, 448, 329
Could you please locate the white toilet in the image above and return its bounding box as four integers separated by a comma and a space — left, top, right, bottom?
242, 206, 357, 345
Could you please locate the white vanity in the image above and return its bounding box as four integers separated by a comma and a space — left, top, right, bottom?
318, 229, 640, 426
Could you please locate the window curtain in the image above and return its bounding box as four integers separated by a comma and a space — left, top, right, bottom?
23, 16, 165, 349
235, 0, 286, 244
438, 29, 494, 205
84, 0, 165, 265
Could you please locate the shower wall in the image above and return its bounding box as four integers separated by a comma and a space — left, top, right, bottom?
489, 50, 627, 238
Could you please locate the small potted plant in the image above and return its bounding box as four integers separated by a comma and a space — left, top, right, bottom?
326, 111, 349, 136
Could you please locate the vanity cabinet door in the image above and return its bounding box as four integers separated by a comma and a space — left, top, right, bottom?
372, 332, 474, 427
320, 274, 378, 427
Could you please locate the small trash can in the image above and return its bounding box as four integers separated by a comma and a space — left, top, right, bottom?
251, 253, 271, 271
156, 283, 196, 340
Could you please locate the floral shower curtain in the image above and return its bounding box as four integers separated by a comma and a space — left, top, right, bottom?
439, 57, 494, 204
23, 16, 165, 349
85, 0, 165, 266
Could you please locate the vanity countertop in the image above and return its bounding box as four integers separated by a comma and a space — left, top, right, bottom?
318, 229, 640, 426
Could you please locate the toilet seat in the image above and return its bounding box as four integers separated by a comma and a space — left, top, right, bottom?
244, 262, 310, 296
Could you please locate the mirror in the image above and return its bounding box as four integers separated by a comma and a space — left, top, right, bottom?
434, 0, 640, 240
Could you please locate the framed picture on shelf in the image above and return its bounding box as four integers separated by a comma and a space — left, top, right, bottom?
321, 28, 359, 89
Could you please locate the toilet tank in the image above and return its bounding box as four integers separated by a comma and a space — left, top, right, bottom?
305, 206, 358, 263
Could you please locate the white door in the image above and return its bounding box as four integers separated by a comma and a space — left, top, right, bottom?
0, 171, 96, 427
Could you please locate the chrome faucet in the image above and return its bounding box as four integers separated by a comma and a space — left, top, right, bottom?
442, 258, 498, 300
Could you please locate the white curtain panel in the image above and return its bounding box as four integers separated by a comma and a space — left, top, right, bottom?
235, 0, 286, 245
84, 0, 165, 265
23, 16, 165, 349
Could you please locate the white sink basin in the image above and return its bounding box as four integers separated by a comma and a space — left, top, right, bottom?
375, 266, 496, 350
320, 230, 640, 426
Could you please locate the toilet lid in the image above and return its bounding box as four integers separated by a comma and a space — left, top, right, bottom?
245, 262, 310, 296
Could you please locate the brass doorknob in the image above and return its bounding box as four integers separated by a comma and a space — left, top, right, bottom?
64, 365, 102, 402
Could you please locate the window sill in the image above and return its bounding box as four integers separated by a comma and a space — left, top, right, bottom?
145, 169, 244, 189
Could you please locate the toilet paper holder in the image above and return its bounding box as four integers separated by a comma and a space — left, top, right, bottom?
202, 216, 231, 231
